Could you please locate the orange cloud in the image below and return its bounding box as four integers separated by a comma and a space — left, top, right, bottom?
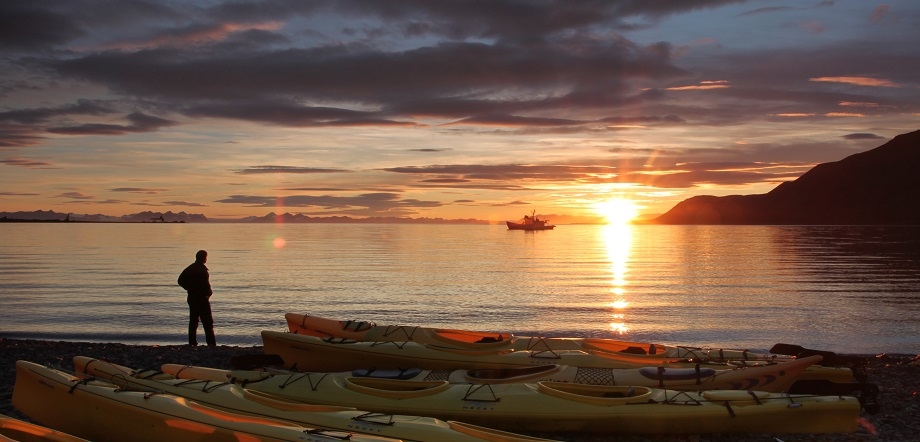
810, 76, 898, 87
666, 80, 730, 91
825, 112, 864, 117
90, 21, 285, 51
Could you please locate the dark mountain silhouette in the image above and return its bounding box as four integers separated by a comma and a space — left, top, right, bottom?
652, 129, 920, 225
0, 210, 208, 223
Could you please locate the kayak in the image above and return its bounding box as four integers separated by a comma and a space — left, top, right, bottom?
12, 360, 399, 442
73, 356, 556, 442
164, 353, 822, 393
0, 413, 89, 442
261, 330, 855, 383
161, 362, 860, 435
286, 312, 795, 363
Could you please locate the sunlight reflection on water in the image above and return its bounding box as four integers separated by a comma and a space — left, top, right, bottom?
1, 223, 918, 353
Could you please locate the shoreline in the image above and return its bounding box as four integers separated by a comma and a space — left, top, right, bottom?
2, 338, 917, 442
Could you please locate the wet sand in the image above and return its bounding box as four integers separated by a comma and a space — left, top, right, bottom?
2, 338, 917, 441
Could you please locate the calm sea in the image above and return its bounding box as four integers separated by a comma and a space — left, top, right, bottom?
1, 223, 918, 354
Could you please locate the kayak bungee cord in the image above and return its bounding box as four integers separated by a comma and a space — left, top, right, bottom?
380, 324, 419, 342
351, 412, 398, 426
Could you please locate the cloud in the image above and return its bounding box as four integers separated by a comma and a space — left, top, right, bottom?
0, 157, 54, 168
0, 3, 85, 50
109, 187, 169, 194
809, 76, 898, 87
54, 191, 94, 200
47, 112, 178, 135
163, 200, 208, 207
0, 124, 47, 147
215, 192, 442, 217
234, 166, 353, 174
842, 133, 884, 140
665, 80, 730, 91
0, 100, 116, 124
869, 5, 890, 23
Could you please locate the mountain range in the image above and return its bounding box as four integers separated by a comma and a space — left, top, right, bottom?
650, 129, 920, 225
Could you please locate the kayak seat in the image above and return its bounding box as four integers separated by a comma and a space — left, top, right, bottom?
638, 366, 717, 381
352, 368, 423, 380
619, 346, 647, 354
465, 365, 558, 380
475, 335, 504, 343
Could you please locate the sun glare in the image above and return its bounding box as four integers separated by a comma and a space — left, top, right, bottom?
595, 198, 639, 225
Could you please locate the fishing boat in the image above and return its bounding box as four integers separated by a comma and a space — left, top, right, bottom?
506, 211, 554, 230
73, 356, 556, 442
161, 361, 861, 435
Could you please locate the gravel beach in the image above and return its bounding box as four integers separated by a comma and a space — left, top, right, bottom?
2, 338, 917, 442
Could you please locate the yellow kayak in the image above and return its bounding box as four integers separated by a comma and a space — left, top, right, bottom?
166, 353, 821, 393
0, 413, 89, 442
161, 362, 860, 435
13, 360, 400, 442
286, 312, 795, 363
261, 330, 854, 383
73, 356, 556, 442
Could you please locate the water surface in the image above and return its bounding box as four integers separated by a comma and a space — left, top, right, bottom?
1, 223, 918, 354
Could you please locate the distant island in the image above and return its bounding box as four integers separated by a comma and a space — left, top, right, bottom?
649, 129, 920, 225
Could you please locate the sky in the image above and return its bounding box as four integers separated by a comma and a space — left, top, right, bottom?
1, 1, 918, 222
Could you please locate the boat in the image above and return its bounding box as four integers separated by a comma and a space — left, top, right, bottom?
73, 356, 556, 442
260, 330, 855, 384
161, 362, 861, 435
282, 313, 855, 381
1, 413, 89, 442
13, 360, 400, 442
285, 313, 794, 362
163, 351, 820, 393
506, 211, 554, 230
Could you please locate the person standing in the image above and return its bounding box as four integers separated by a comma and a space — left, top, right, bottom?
178, 250, 216, 347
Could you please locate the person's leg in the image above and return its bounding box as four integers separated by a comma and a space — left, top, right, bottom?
188, 300, 200, 346
201, 300, 216, 347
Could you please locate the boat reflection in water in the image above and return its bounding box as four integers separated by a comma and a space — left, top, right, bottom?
603, 223, 633, 334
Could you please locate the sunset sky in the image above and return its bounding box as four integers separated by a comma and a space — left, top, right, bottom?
2, 1, 918, 222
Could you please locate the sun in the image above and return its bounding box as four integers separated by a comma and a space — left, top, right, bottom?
595, 198, 640, 225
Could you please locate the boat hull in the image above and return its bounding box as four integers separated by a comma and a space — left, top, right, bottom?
0, 413, 89, 442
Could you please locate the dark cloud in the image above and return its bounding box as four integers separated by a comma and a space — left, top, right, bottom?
163, 200, 208, 207
216, 192, 442, 217
235, 166, 353, 174
0, 3, 85, 50
109, 187, 168, 194
0, 124, 46, 147
54, 191, 94, 200
0, 100, 116, 124
843, 133, 885, 140
0, 158, 54, 168
47, 112, 178, 135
